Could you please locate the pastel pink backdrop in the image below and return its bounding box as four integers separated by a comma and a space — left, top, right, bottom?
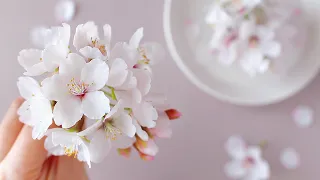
0, 0, 319, 179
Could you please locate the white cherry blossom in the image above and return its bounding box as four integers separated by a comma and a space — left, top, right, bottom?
42, 53, 110, 128
17, 77, 53, 140
225, 136, 270, 180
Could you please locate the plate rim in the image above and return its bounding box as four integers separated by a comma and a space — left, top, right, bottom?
163, 0, 320, 106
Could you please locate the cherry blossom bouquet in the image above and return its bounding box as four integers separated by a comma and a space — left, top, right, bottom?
16, 22, 181, 167
205, 0, 303, 76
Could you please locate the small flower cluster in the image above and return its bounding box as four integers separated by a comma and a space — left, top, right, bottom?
205, 0, 289, 76
17, 21, 181, 167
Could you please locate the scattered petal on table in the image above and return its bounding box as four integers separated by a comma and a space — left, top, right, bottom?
292, 105, 314, 128
280, 148, 300, 169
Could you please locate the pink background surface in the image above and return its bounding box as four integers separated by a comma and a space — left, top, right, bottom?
1, 0, 319, 179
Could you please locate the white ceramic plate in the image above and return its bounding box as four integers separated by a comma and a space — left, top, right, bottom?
163, 0, 320, 106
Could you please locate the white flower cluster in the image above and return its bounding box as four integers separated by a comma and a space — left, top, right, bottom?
17, 22, 181, 167
206, 0, 284, 76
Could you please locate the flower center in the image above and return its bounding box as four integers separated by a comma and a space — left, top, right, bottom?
67, 78, 89, 97
64, 145, 78, 158
105, 122, 122, 140
249, 36, 259, 48
91, 37, 107, 56
243, 156, 255, 168
138, 47, 150, 65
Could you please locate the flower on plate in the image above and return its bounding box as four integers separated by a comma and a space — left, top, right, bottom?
42, 53, 110, 128
17, 77, 53, 140
225, 136, 270, 180
238, 19, 281, 76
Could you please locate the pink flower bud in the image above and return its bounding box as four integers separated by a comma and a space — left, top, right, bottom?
117, 147, 132, 158
165, 109, 181, 120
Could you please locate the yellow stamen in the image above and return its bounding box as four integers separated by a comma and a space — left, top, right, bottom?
105, 122, 122, 140
64, 146, 78, 158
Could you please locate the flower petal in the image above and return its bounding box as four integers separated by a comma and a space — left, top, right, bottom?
73, 21, 99, 50
247, 146, 262, 160
55, 1, 76, 22
103, 24, 111, 49
105, 99, 124, 119
79, 46, 104, 59
249, 160, 270, 179
81, 91, 110, 119
107, 58, 128, 87
53, 97, 83, 128
41, 75, 69, 101
42, 43, 69, 72
149, 115, 172, 138
30, 98, 53, 140
18, 49, 46, 76
133, 69, 151, 96
59, 53, 86, 76
133, 102, 157, 128
113, 112, 136, 138
280, 148, 300, 169
17, 76, 42, 99
129, 27, 143, 49
112, 134, 136, 149
225, 135, 246, 160
140, 42, 165, 65
165, 109, 182, 120
262, 41, 281, 58
44, 134, 65, 156
133, 119, 148, 141
135, 138, 158, 156
78, 143, 92, 168
77, 120, 103, 137
225, 160, 247, 179
17, 100, 34, 126
81, 59, 109, 91
89, 129, 111, 163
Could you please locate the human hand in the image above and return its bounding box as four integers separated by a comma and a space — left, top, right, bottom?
0, 98, 88, 180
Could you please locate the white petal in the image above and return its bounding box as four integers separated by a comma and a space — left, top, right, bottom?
53, 97, 83, 128
44, 134, 65, 156
112, 135, 135, 149
225, 161, 247, 179
292, 105, 314, 128
59, 23, 71, 45
109, 42, 135, 67
55, 0, 76, 22
79, 46, 104, 59
78, 143, 92, 168
59, 53, 86, 76
107, 58, 128, 87
129, 27, 143, 49
52, 130, 81, 146
103, 24, 112, 49
77, 120, 103, 137
225, 135, 246, 160
23, 63, 47, 76
81, 59, 109, 91
73, 21, 98, 50
133, 119, 148, 141
247, 146, 262, 160
261, 41, 281, 58
149, 115, 172, 138
280, 148, 300, 169
30, 98, 53, 139
117, 71, 137, 90
133, 69, 151, 96
17, 100, 34, 126
30, 26, 59, 49
239, 20, 255, 40
140, 42, 165, 65
133, 102, 157, 128
113, 112, 136, 137
115, 88, 142, 107
18, 49, 46, 76
105, 99, 124, 119
42, 43, 69, 72
89, 129, 111, 163
41, 75, 69, 101
81, 91, 110, 119
17, 76, 42, 99
250, 160, 270, 179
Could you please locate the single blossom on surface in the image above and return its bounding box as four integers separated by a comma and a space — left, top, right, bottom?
225, 136, 270, 180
